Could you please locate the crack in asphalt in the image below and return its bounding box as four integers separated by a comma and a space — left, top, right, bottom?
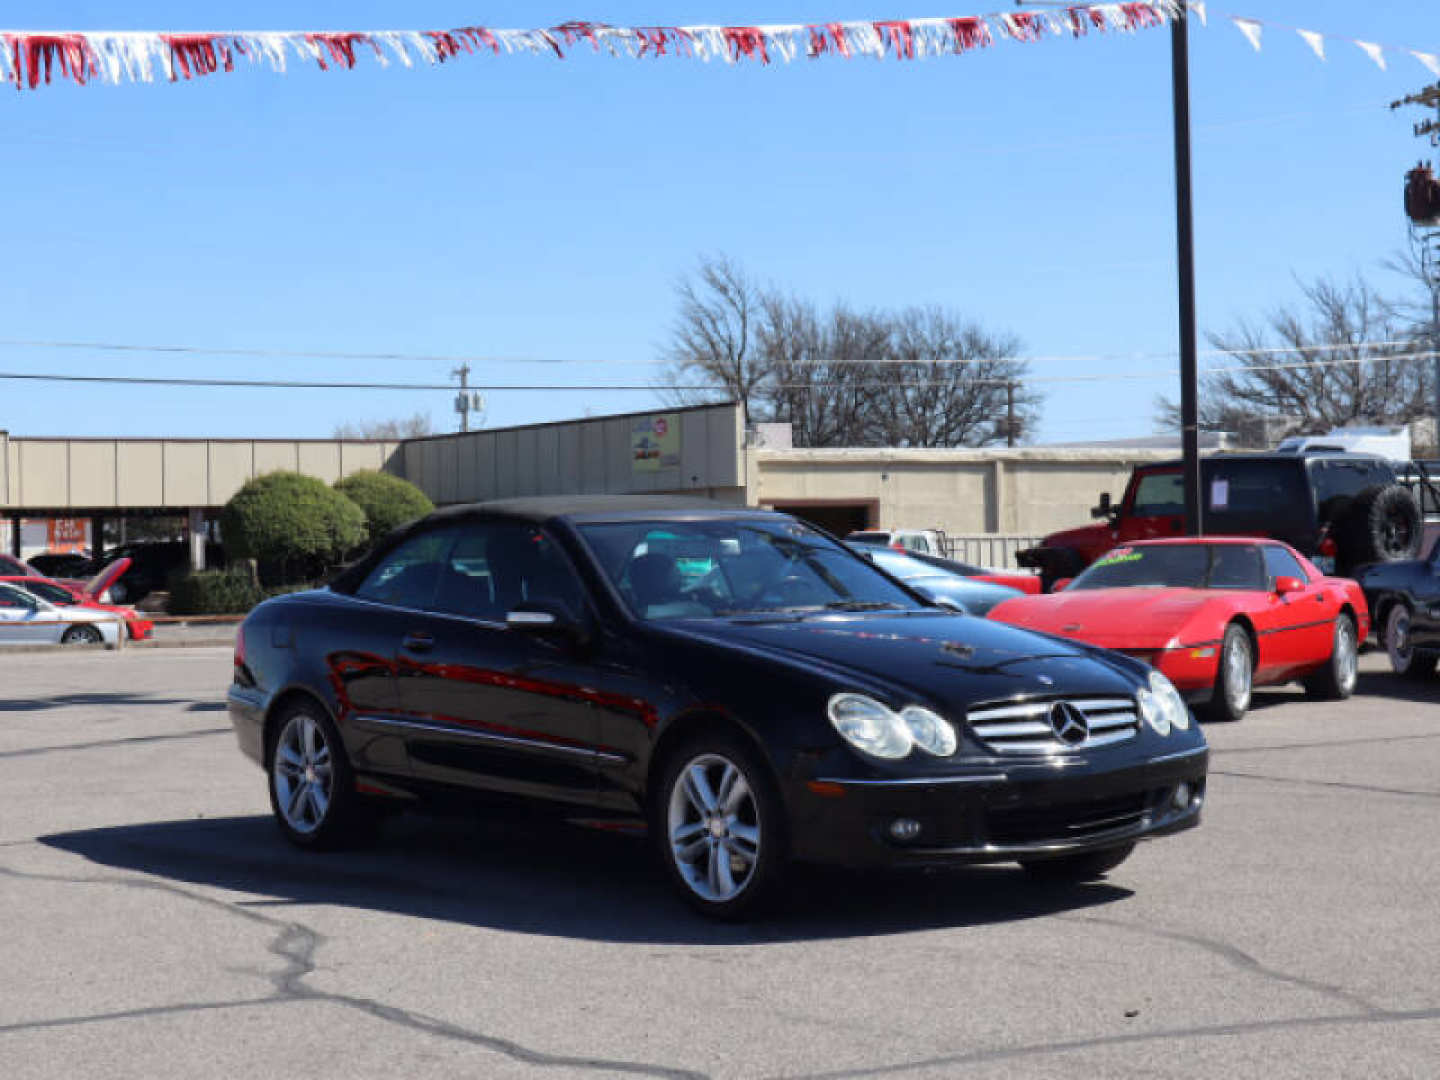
778, 1006, 1440, 1079
1211, 769, 1440, 801
1060, 913, 1383, 1015
0, 861, 706, 1079
0, 727, 230, 760
1212, 732, 1440, 756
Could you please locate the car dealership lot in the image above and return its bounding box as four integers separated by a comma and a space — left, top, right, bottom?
2, 647, 1438, 1079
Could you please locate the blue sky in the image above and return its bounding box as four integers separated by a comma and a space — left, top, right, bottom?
0, 2, 1435, 443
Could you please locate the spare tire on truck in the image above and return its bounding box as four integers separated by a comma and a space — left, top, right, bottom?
1336, 484, 1423, 569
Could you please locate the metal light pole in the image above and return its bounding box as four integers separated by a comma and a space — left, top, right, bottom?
1170, 6, 1203, 535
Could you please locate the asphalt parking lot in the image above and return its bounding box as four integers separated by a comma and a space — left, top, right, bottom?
2, 647, 1438, 1079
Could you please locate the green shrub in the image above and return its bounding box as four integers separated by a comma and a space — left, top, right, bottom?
220, 471, 366, 586
167, 570, 266, 615
334, 469, 434, 545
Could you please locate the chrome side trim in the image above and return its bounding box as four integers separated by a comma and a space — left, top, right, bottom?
813, 773, 1008, 787
355, 714, 626, 764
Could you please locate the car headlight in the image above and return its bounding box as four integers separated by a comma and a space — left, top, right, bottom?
1139, 670, 1189, 735
900, 705, 958, 757
827, 694, 956, 759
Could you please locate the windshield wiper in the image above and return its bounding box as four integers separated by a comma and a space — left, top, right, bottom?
821, 601, 907, 612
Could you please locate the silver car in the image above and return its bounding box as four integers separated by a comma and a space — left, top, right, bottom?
0, 581, 123, 647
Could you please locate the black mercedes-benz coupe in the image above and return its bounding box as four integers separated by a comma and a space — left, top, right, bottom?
228, 497, 1208, 918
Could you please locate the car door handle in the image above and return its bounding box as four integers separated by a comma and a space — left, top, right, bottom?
402, 631, 434, 654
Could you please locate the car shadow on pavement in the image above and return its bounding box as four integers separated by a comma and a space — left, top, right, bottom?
0, 692, 205, 713
41, 811, 1132, 944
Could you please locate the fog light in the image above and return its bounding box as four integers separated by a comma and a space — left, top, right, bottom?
1172, 783, 1192, 811
888, 818, 922, 842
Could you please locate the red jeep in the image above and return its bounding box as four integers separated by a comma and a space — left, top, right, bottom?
1017, 452, 1431, 590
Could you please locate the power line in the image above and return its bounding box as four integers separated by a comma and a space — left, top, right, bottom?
1, 348, 1437, 394
0, 335, 1431, 368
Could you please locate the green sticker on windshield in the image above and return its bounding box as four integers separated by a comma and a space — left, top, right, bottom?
1095, 547, 1142, 567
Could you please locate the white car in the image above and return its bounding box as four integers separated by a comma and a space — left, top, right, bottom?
0, 581, 123, 647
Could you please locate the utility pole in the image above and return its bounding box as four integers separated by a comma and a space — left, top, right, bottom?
451, 363, 485, 433
1005, 382, 1018, 448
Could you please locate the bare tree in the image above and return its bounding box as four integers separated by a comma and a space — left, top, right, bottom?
662, 256, 1038, 447
760, 296, 883, 448
867, 308, 1036, 448
1157, 275, 1432, 443
334, 412, 435, 440
658, 255, 766, 423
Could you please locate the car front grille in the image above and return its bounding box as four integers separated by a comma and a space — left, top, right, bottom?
966, 697, 1139, 755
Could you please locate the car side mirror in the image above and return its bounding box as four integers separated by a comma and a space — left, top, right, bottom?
1090, 492, 1113, 520
1274, 576, 1305, 596
1051, 578, 1074, 593
506, 600, 589, 645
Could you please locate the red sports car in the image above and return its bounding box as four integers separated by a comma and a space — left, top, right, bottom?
0, 558, 154, 641
986, 538, 1368, 722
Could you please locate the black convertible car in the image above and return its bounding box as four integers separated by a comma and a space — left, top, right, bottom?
1356, 537, 1440, 678
228, 498, 1208, 918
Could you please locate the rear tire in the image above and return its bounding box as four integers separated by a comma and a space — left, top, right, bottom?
60, 624, 103, 646
653, 731, 788, 920
1021, 843, 1135, 882
1383, 603, 1437, 680
1203, 624, 1252, 722
266, 701, 378, 851
1304, 614, 1359, 699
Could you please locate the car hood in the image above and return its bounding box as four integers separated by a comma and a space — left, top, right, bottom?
989, 587, 1218, 647
663, 611, 1142, 708
83, 557, 132, 600
906, 576, 1022, 616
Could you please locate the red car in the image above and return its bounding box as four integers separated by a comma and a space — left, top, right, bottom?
987, 538, 1368, 722
0, 558, 154, 641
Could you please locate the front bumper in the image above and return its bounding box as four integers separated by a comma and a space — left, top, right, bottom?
786, 745, 1207, 868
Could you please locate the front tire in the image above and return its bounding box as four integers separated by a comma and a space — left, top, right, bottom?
1304, 613, 1359, 699
1021, 843, 1135, 882
654, 733, 787, 920
1203, 624, 1253, 722
61, 624, 103, 646
1383, 604, 1437, 679
267, 701, 376, 850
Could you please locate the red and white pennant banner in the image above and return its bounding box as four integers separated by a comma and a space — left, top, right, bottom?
0, 4, 1435, 91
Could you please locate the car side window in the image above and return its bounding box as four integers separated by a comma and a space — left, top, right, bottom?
1262, 545, 1308, 586
354, 528, 458, 611
1132, 473, 1185, 516
0, 585, 36, 609
479, 523, 586, 617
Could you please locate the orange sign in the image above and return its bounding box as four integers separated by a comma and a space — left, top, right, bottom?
46, 518, 88, 553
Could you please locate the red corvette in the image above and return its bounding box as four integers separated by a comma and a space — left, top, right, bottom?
987, 538, 1369, 722
0, 558, 154, 641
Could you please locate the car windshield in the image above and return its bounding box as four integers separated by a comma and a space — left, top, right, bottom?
577, 518, 926, 620
1070, 543, 1265, 591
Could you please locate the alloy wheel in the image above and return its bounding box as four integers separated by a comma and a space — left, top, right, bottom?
272, 712, 334, 836
1335, 617, 1359, 695
667, 753, 762, 904
1386, 606, 1413, 674
1225, 634, 1252, 716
